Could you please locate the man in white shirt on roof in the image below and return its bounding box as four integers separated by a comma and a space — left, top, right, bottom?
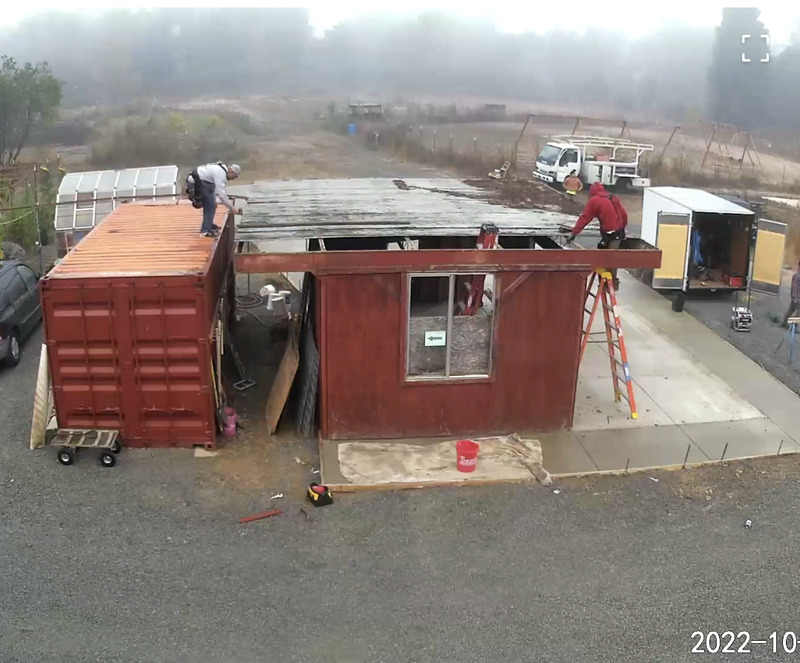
191, 162, 242, 237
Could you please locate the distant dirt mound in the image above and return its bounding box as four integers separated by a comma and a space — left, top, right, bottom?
465, 178, 583, 215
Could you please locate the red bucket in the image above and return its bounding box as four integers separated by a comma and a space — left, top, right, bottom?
456, 439, 480, 473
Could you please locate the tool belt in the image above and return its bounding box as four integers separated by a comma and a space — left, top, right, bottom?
185, 170, 204, 209
597, 229, 625, 249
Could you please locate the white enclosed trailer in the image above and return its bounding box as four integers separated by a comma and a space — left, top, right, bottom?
640, 186, 786, 301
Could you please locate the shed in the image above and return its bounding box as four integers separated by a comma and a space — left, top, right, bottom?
54, 165, 179, 257
641, 186, 785, 296
42, 201, 235, 448
348, 103, 384, 120
236, 178, 661, 440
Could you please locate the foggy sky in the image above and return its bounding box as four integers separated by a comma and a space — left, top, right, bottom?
0, 0, 796, 44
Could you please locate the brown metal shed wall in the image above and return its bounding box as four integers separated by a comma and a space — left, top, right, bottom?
320, 269, 586, 439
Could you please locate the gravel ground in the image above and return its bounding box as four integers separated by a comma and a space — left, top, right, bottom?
3, 321, 800, 662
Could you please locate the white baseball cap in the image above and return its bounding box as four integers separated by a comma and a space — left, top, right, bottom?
230, 164, 241, 177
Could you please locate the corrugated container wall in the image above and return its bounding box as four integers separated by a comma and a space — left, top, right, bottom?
41, 202, 234, 448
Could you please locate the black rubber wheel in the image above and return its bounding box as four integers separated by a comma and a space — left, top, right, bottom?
4, 330, 21, 367
110, 439, 122, 454
615, 178, 633, 193
57, 449, 74, 466
672, 293, 686, 313
99, 452, 116, 468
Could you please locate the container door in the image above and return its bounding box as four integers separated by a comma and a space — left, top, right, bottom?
652, 212, 690, 289
751, 218, 788, 295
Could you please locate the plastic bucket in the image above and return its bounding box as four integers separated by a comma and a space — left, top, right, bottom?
456, 439, 480, 473
223, 407, 237, 437
347, 123, 357, 135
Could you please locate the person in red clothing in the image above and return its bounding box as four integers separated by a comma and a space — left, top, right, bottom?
567, 182, 628, 288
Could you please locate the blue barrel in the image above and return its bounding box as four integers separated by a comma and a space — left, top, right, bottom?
347, 123, 357, 135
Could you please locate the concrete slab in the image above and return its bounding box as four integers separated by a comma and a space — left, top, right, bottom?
680, 418, 800, 461
536, 430, 598, 474
616, 310, 711, 379
764, 413, 800, 445
573, 375, 673, 431
635, 373, 764, 425
617, 271, 800, 423
576, 425, 707, 472
577, 341, 620, 380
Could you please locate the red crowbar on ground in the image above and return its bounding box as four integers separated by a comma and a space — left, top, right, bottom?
238, 509, 283, 524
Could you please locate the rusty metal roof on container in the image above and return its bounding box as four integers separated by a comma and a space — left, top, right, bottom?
48, 201, 227, 278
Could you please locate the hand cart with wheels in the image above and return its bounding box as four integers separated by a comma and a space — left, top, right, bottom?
48, 429, 122, 468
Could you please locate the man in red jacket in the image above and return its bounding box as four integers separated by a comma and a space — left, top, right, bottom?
567, 182, 628, 288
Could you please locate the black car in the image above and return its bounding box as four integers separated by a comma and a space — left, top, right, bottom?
0, 260, 42, 367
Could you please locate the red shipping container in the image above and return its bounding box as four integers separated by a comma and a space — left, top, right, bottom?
41, 201, 235, 448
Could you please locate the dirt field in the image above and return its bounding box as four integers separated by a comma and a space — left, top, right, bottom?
174, 96, 443, 181
23, 96, 444, 180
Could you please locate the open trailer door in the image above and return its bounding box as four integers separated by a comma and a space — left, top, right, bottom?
652, 212, 690, 289
750, 219, 788, 296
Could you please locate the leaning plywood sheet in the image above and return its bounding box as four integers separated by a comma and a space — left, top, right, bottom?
30, 344, 52, 450
238, 177, 576, 240
265, 323, 300, 435
328, 434, 551, 491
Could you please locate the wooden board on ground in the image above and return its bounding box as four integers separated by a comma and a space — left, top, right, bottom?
265, 321, 300, 435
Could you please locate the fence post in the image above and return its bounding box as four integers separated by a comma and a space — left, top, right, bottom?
473, 137, 477, 153
433, 129, 437, 152
449, 134, 453, 156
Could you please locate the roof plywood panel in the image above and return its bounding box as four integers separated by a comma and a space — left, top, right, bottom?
48, 201, 227, 278
239, 178, 577, 240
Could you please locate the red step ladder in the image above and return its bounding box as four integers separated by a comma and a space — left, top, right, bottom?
580, 269, 638, 419
460, 223, 499, 316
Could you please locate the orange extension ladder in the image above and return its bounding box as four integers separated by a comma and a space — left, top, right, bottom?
580, 269, 638, 419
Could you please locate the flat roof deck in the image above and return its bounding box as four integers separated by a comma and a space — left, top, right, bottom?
237, 177, 578, 241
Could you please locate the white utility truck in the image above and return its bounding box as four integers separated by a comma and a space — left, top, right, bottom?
640, 186, 786, 312
532, 135, 653, 190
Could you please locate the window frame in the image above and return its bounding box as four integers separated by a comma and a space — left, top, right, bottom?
404, 271, 496, 384
16, 264, 39, 290
560, 149, 579, 167
0, 270, 27, 303
75, 191, 95, 210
